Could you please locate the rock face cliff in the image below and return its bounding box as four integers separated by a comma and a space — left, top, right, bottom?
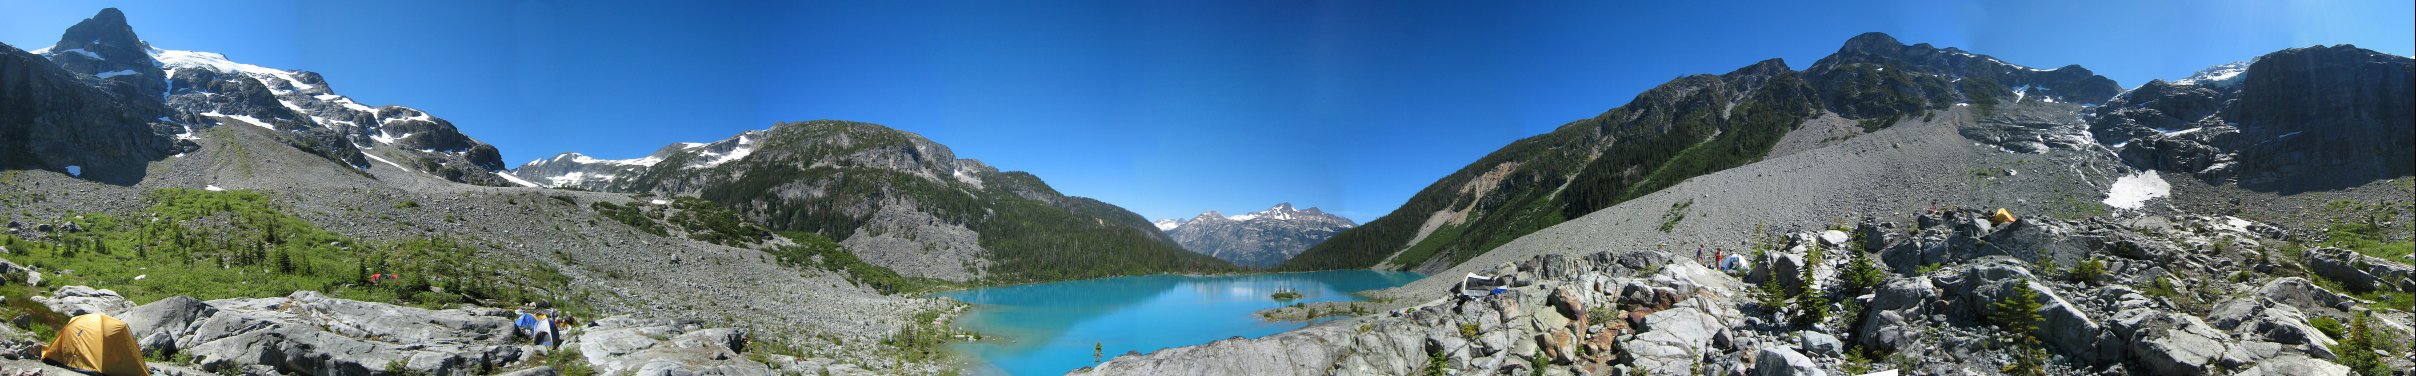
1157, 203, 1357, 268
2100, 45, 2414, 194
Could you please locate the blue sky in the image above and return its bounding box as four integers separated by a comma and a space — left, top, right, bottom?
6, 1, 2411, 223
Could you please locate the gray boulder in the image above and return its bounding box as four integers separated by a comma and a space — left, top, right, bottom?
575, 317, 776, 376
2233, 353, 2353, 376
1626, 301, 1730, 373
1751, 346, 1823, 376
2208, 297, 2336, 351
120, 291, 526, 376
34, 285, 133, 317
2305, 247, 2416, 292
2257, 277, 2356, 311
1794, 331, 1841, 357
2116, 311, 2231, 376
1856, 277, 1935, 350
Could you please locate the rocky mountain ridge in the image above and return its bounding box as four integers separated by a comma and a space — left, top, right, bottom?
1281, 32, 2123, 274
510, 120, 1235, 282
1156, 203, 1357, 267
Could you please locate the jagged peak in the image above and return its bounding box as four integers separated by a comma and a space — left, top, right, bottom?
1724, 58, 1793, 77
56, 8, 139, 52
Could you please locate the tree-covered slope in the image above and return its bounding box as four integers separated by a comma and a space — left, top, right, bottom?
522, 120, 1236, 283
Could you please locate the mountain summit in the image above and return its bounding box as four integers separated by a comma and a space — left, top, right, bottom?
1156, 203, 1356, 268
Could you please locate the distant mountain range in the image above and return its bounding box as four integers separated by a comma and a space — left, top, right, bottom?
1153, 203, 1356, 267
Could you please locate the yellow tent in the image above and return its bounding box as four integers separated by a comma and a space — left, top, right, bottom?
41, 313, 150, 376
1991, 208, 2018, 225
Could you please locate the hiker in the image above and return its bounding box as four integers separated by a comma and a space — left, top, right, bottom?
1712, 248, 1724, 269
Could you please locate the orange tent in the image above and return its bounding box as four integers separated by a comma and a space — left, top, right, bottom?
1991, 208, 2018, 225
41, 313, 150, 376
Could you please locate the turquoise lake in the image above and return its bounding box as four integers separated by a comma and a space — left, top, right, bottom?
936, 270, 1424, 375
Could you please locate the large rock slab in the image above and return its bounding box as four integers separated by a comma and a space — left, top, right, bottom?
572, 317, 774, 376
120, 291, 526, 376
1751, 346, 1823, 376
34, 285, 133, 317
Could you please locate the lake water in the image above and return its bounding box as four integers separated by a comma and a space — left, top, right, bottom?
937, 270, 1424, 375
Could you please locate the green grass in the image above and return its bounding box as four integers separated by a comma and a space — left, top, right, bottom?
2321, 221, 2414, 262
1659, 199, 1692, 233
0, 189, 579, 316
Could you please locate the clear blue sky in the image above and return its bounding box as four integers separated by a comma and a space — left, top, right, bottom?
7, 1, 2410, 223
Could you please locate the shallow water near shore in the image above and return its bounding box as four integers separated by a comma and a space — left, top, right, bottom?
937, 270, 1423, 375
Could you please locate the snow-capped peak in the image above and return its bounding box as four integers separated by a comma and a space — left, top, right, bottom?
153, 49, 321, 94
1153, 219, 1184, 231
554, 152, 665, 167
690, 133, 759, 168
2174, 61, 2250, 88
1164, 203, 1349, 226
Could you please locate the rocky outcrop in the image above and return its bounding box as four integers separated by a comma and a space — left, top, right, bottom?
569, 317, 775, 376
2096, 45, 2415, 192
118, 291, 529, 375
1089, 210, 2413, 376
2306, 247, 2416, 292
33, 285, 134, 317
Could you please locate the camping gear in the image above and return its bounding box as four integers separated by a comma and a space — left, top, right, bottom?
41, 314, 150, 376
1990, 208, 2017, 225
533, 315, 559, 347
1457, 273, 1507, 298
1720, 254, 1747, 272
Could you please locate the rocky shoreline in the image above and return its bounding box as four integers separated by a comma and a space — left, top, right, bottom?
1076, 209, 2416, 375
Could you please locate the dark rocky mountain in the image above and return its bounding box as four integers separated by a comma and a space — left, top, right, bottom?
1, 8, 517, 187
1281, 32, 2117, 273
1, 10, 188, 185
2100, 45, 2414, 193
512, 120, 1236, 282
1156, 203, 1357, 268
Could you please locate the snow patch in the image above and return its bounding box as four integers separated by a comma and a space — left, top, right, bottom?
2012, 85, 2031, 103
206, 112, 278, 130
649, 199, 671, 205
96, 69, 138, 78
690, 134, 758, 168
2103, 171, 2172, 210
545, 172, 613, 188
154, 50, 320, 93
1153, 219, 1183, 231
361, 151, 413, 172
2175, 61, 2250, 87
58, 48, 103, 60
205, 185, 225, 192
496, 172, 541, 187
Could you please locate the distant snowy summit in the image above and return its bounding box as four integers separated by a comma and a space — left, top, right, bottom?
1157, 203, 1356, 268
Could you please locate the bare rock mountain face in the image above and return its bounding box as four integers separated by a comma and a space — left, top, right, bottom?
2100, 45, 2414, 193
4, 8, 519, 187
1157, 203, 1357, 268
